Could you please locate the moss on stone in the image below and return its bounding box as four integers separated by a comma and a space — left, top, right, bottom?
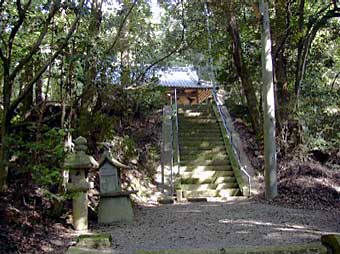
66, 247, 114, 254
321, 234, 340, 253
212, 104, 247, 196
77, 233, 112, 250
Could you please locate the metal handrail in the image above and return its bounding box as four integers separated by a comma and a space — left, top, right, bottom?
169, 97, 174, 196
212, 87, 251, 196
174, 89, 180, 176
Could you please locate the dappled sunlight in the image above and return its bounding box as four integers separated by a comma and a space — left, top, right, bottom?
96, 200, 339, 253
217, 218, 338, 237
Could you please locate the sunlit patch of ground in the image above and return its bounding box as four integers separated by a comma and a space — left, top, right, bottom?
93, 200, 340, 254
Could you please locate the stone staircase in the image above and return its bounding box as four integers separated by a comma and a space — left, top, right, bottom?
177, 104, 241, 198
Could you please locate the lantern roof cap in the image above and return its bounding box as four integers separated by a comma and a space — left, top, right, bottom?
99, 151, 130, 169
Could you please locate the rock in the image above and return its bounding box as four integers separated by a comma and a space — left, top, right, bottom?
77, 234, 112, 250
66, 247, 114, 254
187, 198, 207, 203
321, 234, 340, 254
158, 197, 174, 204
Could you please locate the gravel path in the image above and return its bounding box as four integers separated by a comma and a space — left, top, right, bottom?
95, 200, 340, 254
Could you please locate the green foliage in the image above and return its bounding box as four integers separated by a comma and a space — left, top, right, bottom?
9, 126, 65, 190
1, 0, 339, 196
299, 19, 340, 151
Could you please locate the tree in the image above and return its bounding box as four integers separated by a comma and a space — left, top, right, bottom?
260, 0, 277, 199
294, 1, 340, 109
0, 0, 84, 191
224, 1, 262, 136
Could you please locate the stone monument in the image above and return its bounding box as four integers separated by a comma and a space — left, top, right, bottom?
64, 136, 97, 231
98, 152, 137, 224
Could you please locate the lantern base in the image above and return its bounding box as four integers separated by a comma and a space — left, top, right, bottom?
98, 196, 133, 224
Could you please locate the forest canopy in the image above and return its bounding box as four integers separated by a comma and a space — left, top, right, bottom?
0, 0, 339, 197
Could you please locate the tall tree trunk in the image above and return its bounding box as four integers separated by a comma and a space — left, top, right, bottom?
260, 0, 277, 200
225, 1, 262, 136
22, 63, 34, 115
35, 77, 43, 104
294, 0, 305, 110
0, 71, 13, 192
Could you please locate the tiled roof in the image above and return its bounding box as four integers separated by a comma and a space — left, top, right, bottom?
157, 67, 213, 89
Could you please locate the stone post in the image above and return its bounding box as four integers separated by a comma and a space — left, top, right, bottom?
64, 136, 96, 231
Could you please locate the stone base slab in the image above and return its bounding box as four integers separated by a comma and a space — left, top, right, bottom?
98, 196, 134, 224
66, 247, 115, 254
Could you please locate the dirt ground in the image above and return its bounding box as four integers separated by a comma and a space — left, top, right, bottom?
93, 200, 340, 254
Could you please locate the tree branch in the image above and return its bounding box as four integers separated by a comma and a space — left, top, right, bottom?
331, 72, 340, 89
295, 7, 340, 98
7, 0, 32, 57
273, 1, 291, 60
133, 0, 186, 84
0, 47, 6, 63
0, 0, 5, 10
9, 0, 59, 81
104, 0, 138, 55
8, 0, 84, 118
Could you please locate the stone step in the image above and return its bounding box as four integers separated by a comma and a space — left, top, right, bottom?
179, 138, 223, 144
179, 147, 226, 155
180, 141, 224, 148
181, 171, 217, 184
179, 143, 225, 153
181, 183, 216, 191
182, 189, 219, 198
179, 127, 221, 133
179, 136, 223, 142
182, 188, 241, 198
179, 122, 220, 127
178, 107, 212, 113
178, 113, 214, 119
181, 170, 216, 179
214, 176, 237, 184
180, 153, 228, 162
178, 114, 215, 118
179, 131, 222, 137
180, 159, 230, 167
181, 174, 236, 185
178, 109, 212, 114
219, 188, 242, 197
179, 141, 225, 149
181, 177, 213, 184
178, 115, 215, 120
178, 118, 218, 124
179, 128, 221, 133
216, 182, 239, 189
179, 136, 222, 141
180, 165, 232, 173
179, 104, 211, 109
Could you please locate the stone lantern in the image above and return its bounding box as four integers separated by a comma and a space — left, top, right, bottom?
98, 152, 137, 224
64, 136, 97, 231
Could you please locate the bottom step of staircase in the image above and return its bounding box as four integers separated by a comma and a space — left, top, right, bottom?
182, 188, 241, 198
